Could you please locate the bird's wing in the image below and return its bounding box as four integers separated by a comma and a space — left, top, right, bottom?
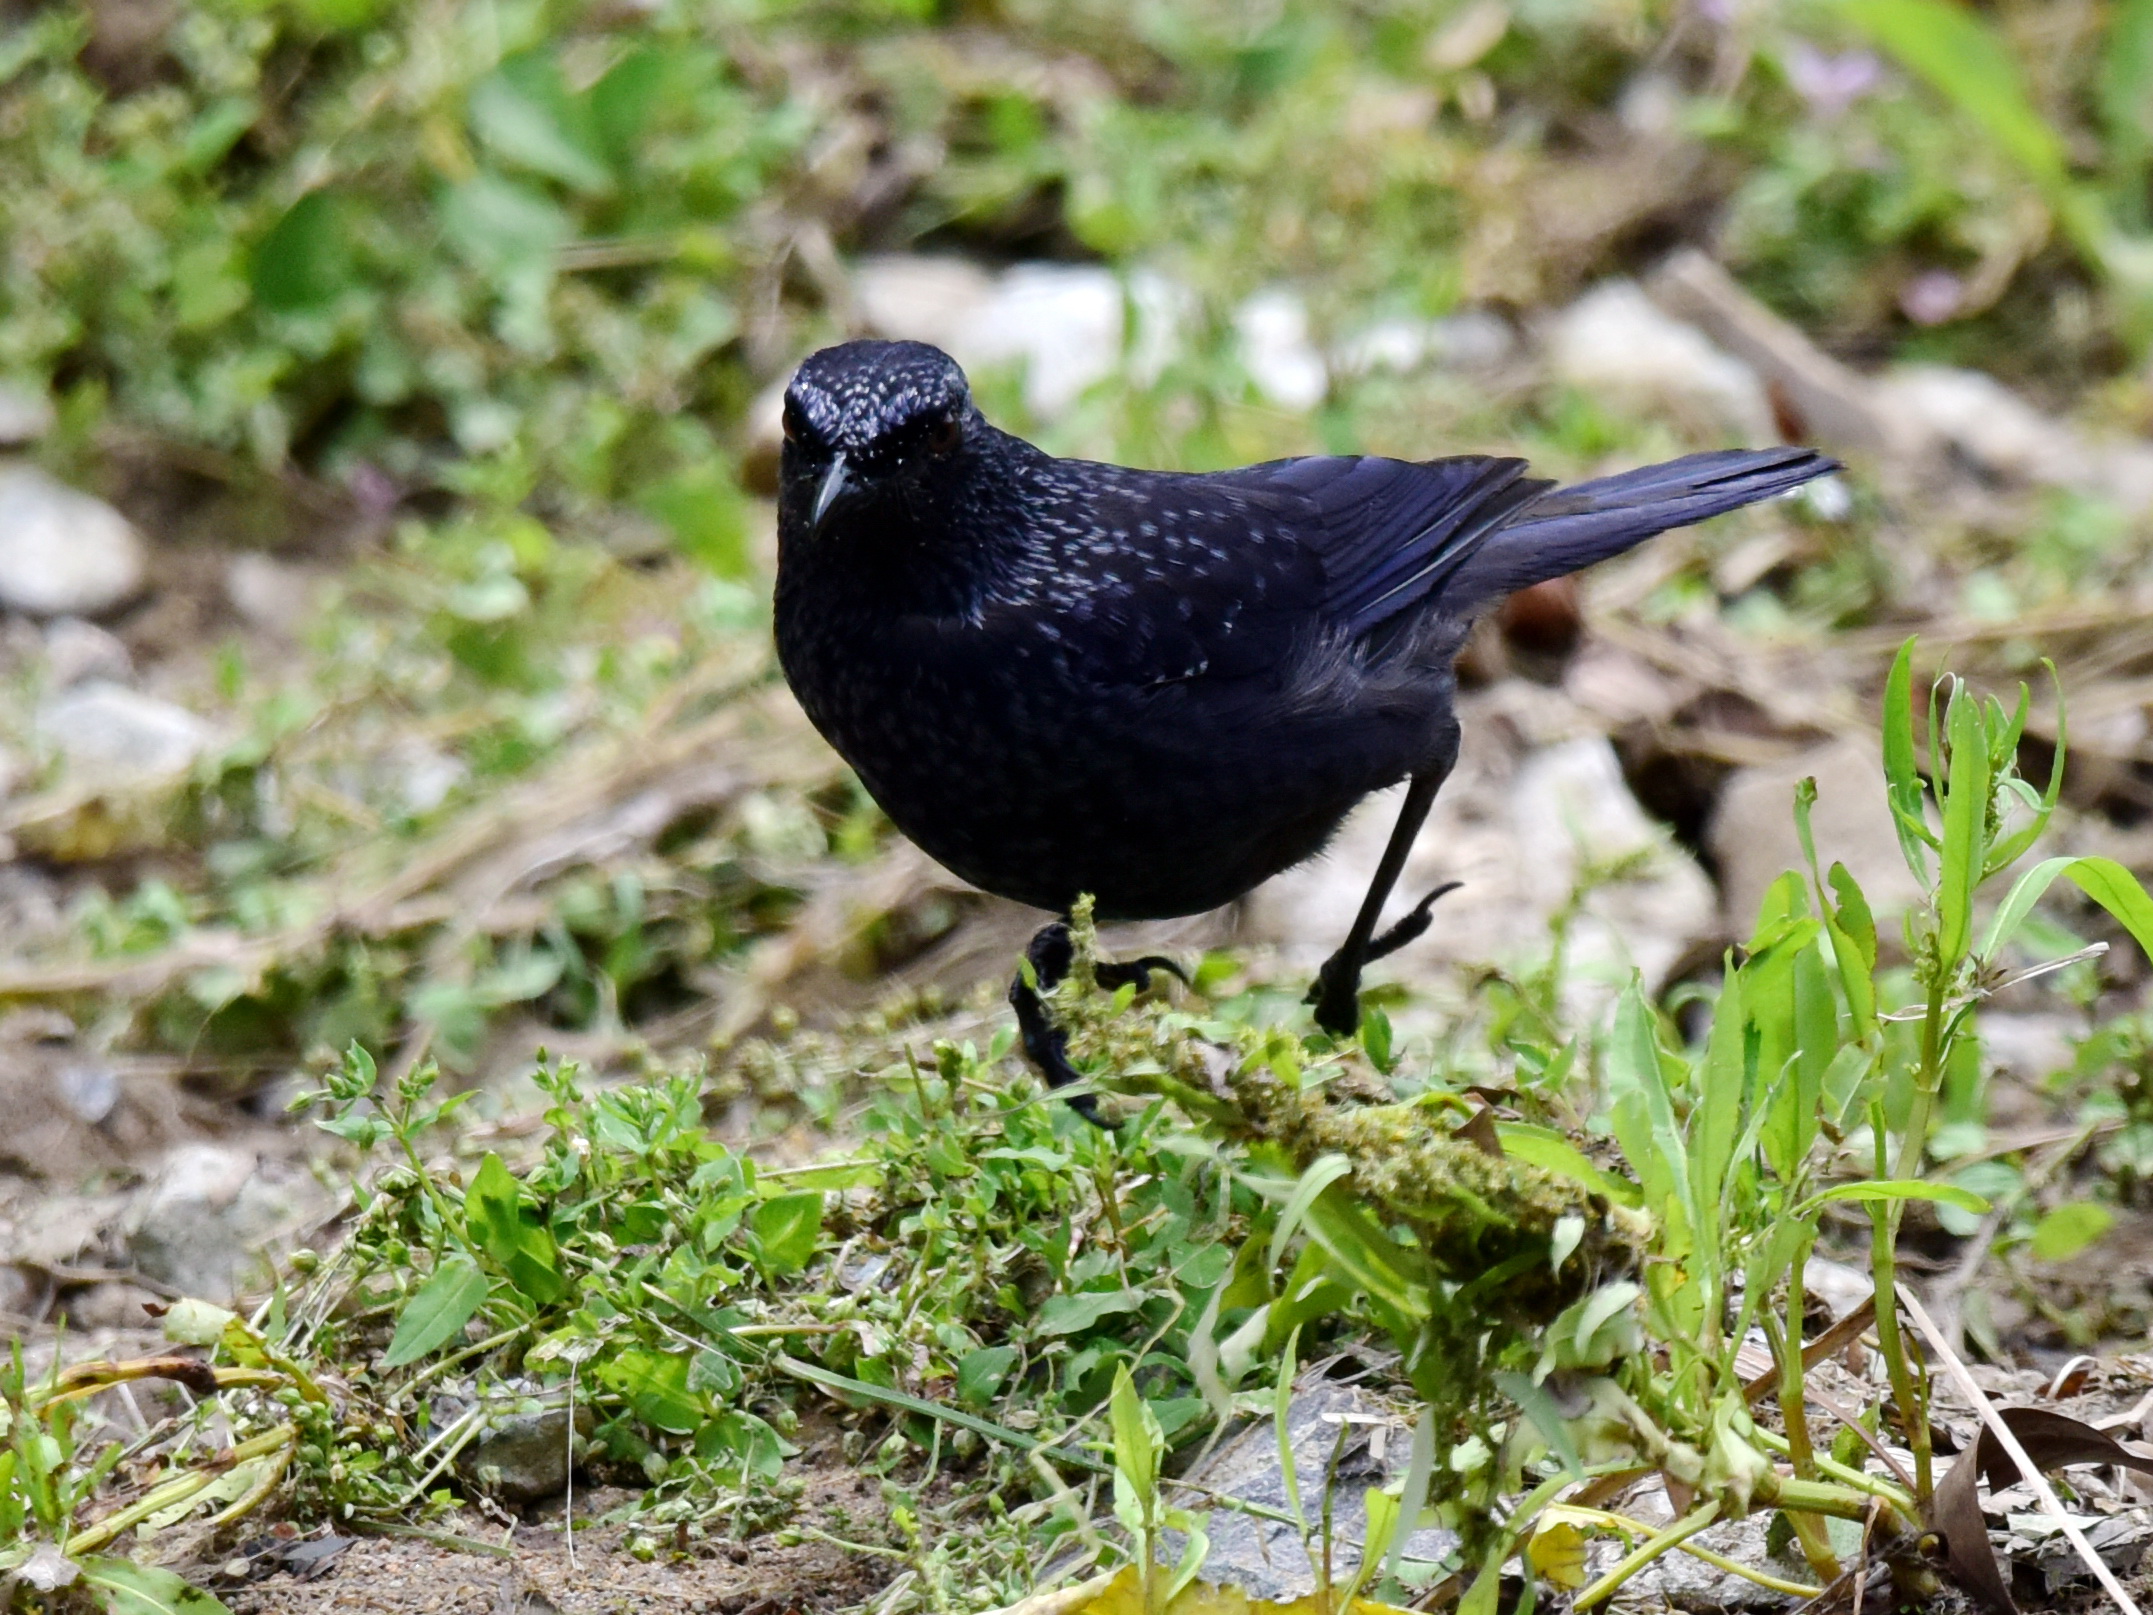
1216, 454, 1553, 637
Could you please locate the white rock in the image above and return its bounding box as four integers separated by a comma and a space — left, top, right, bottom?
853, 255, 997, 353
225, 552, 321, 635
35, 681, 212, 785
858, 255, 1191, 420
0, 464, 148, 618
1234, 289, 1328, 410
1334, 309, 1515, 376
1546, 280, 1775, 442
43, 616, 132, 687
0, 384, 55, 447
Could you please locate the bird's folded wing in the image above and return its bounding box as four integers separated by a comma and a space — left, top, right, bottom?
1218, 453, 1551, 636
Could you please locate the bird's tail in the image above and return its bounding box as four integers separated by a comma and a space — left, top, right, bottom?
1444, 447, 1837, 610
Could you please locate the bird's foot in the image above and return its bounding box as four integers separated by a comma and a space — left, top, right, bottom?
1009, 922, 1190, 1126
1306, 881, 1463, 1037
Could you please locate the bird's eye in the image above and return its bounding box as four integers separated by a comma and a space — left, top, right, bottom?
781, 398, 808, 445
926, 411, 963, 456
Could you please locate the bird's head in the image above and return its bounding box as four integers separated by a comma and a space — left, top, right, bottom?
780, 340, 979, 539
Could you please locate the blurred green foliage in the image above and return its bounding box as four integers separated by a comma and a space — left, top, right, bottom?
6, 0, 2153, 532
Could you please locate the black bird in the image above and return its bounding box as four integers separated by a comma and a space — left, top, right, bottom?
774, 338, 1835, 1108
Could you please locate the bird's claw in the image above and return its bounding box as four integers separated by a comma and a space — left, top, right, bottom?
1011, 926, 1190, 1128
1095, 954, 1191, 994
1306, 881, 1463, 1039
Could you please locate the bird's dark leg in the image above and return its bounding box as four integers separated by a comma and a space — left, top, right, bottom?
1010, 919, 1191, 1127
1308, 753, 1460, 1037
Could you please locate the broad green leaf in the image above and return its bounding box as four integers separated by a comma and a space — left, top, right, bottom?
250, 191, 350, 313
1301, 1183, 1432, 1322
749, 1191, 823, 1276
600, 1347, 700, 1433
1981, 855, 2153, 966
465, 1152, 563, 1306
1269, 1153, 1354, 1275
1827, 863, 1878, 972
469, 57, 614, 195
1798, 1179, 1989, 1217
2030, 1200, 2114, 1261
693, 1409, 790, 1479
382, 1256, 490, 1368
2064, 856, 2153, 961
76, 1558, 232, 1615
1035, 1288, 1142, 1336
1109, 1363, 1158, 1503
1494, 1370, 1583, 1481
1496, 1123, 1641, 1207
956, 1346, 1018, 1407
1690, 960, 1750, 1248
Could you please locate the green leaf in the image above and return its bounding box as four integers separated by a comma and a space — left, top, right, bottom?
956, 1346, 1018, 1407
1798, 1179, 1990, 1217
1299, 1182, 1432, 1323
1034, 1289, 1141, 1336
1936, 683, 1992, 967
1604, 980, 1691, 1229
441, 174, 569, 278
1496, 1123, 1641, 1207
1842, 0, 2074, 202
1109, 1363, 1159, 1504
76, 1558, 232, 1615
2063, 856, 2153, 962
2030, 1200, 2114, 1261
382, 1256, 490, 1368
600, 1347, 701, 1433
1879, 637, 1937, 878
749, 1191, 823, 1276
464, 1152, 563, 1306
1982, 855, 2153, 967
250, 192, 350, 314
1493, 1371, 1584, 1482
468, 56, 614, 195
693, 1408, 790, 1479
1269, 1153, 1354, 1275
1690, 959, 1750, 1247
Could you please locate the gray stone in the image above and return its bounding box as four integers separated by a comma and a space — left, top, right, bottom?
1545, 279, 1775, 443
43, 616, 133, 687
0, 464, 148, 617
128, 1143, 324, 1303
35, 681, 212, 785
1177, 1377, 1454, 1599
0, 385, 55, 447
1247, 684, 1716, 1025
458, 1404, 596, 1503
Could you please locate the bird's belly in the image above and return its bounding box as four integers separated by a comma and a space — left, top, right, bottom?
781, 639, 1377, 918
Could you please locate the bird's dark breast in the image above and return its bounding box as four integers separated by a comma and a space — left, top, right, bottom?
775, 601, 1383, 919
